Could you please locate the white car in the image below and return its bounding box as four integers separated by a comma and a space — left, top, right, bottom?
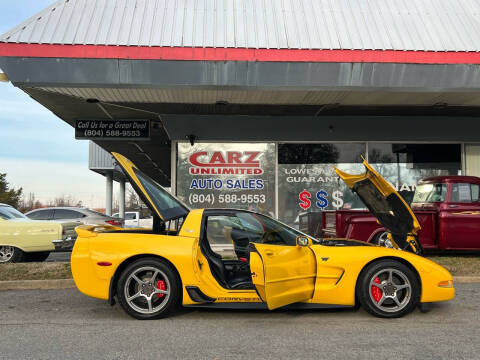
112, 211, 152, 228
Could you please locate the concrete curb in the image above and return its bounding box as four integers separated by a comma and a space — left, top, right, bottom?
0, 276, 479, 291
0, 279, 75, 291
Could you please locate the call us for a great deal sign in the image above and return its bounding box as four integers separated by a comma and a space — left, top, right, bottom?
75, 119, 150, 140
176, 143, 276, 217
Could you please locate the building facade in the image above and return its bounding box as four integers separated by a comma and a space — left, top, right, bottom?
2, 0, 480, 223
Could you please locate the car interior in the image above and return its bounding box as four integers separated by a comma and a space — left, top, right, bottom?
200, 215, 255, 290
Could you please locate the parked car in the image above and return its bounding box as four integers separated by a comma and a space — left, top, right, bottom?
0, 203, 78, 263
26, 207, 124, 227
71, 153, 454, 320
322, 175, 480, 251
112, 211, 152, 228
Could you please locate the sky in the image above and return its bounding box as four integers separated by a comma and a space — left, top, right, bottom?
0, 0, 108, 209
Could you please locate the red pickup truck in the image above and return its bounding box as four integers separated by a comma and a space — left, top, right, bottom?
322, 175, 480, 251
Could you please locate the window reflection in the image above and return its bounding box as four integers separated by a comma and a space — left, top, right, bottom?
278, 143, 366, 226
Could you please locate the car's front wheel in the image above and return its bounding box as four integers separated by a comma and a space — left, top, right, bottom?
116, 258, 181, 320
357, 260, 420, 318
0, 246, 25, 263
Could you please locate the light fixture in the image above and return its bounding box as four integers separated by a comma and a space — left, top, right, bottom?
186, 134, 197, 146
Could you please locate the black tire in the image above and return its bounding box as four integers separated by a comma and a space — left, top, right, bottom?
25, 251, 51, 262
116, 257, 181, 320
0, 246, 26, 263
357, 260, 420, 318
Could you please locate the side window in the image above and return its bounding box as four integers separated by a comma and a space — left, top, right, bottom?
28, 209, 53, 220
451, 183, 480, 203
53, 209, 83, 220
125, 213, 137, 220
472, 184, 479, 202
236, 212, 298, 246
205, 212, 301, 259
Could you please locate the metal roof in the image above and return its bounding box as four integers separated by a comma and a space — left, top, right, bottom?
2, 0, 480, 52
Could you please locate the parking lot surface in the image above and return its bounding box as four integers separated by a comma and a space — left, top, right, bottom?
45, 252, 71, 262
0, 283, 478, 360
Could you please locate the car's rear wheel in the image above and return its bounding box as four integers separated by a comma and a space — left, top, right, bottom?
116, 258, 181, 320
357, 260, 420, 318
0, 246, 25, 263
25, 251, 51, 262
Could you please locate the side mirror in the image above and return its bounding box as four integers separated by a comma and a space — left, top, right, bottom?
296, 236, 310, 247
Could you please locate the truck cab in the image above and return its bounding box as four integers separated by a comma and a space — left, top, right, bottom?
411, 176, 480, 250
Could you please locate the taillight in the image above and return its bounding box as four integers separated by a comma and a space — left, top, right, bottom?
106, 220, 121, 226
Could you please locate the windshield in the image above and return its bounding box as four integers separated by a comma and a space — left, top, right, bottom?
0, 206, 27, 220
412, 183, 447, 203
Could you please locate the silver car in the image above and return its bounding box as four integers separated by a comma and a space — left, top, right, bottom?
25, 207, 124, 227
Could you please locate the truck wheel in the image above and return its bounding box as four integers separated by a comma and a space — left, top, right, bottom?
0, 246, 25, 263
357, 260, 420, 318
25, 251, 51, 262
116, 257, 182, 320
372, 232, 394, 248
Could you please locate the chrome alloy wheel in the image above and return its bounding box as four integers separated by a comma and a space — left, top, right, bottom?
376, 232, 394, 248
123, 266, 171, 314
369, 268, 412, 313
0, 246, 14, 263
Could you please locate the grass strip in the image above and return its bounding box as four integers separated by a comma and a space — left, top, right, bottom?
427, 256, 480, 276
0, 262, 72, 281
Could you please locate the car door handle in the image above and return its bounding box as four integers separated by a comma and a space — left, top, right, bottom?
448, 205, 459, 208
264, 251, 274, 256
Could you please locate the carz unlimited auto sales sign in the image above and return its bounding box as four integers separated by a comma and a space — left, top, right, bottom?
176, 143, 275, 216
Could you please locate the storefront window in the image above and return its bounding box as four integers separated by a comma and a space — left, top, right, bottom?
278, 143, 366, 227
176, 142, 276, 216
368, 143, 462, 204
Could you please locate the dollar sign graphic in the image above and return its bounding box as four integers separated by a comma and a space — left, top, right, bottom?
332, 190, 344, 209
299, 189, 311, 210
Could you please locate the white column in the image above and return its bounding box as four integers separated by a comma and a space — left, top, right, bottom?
119, 178, 126, 219
106, 171, 113, 216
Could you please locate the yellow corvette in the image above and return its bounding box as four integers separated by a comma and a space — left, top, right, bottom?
71, 154, 454, 319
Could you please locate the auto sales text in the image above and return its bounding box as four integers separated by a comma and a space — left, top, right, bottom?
190, 178, 264, 190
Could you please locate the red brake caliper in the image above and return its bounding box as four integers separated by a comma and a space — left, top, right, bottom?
156, 280, 166, 298
371, 277, 382, 302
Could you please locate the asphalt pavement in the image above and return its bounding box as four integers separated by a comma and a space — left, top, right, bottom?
45, 252, 71, 262
0, 283, 478, 360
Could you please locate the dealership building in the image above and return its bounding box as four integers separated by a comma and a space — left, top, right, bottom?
2, 0, 480, 226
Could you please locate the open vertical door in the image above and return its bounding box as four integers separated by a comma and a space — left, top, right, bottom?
249, 243, 316, 310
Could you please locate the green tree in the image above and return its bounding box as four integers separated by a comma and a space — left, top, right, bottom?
0, 173, 23, 208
